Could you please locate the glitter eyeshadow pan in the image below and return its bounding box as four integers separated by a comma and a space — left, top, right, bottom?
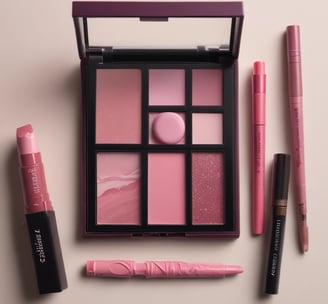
192, 153, 224, 225
73, 1, 243, 237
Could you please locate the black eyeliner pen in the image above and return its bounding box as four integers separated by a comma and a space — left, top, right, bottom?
265, 154, 291, 295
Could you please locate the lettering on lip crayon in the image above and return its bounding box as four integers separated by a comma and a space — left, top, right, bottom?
255, 128, 263, 172
292, 106, 302, 168
28, 168, 41, 194
33, 229, 46, 263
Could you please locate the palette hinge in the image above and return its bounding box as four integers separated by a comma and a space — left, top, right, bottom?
86, 47, 114, 63
197, 45, 219, 57
102, 47, 114, 62
197, 45, 230, 53
196, 45, 232, 64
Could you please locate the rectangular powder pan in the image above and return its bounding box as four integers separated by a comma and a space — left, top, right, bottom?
96, 69, 142, 144
148, 153, 186, 225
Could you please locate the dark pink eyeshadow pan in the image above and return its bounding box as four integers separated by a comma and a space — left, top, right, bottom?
192, 69, 223, 106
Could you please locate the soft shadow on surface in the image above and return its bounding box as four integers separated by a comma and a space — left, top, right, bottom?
256, 162, 273, 299
49, 62, 84, 243
62, 65, 85, 243
243, 66, 253, 234
69, 66, 88, 244
7, 146, 41, 300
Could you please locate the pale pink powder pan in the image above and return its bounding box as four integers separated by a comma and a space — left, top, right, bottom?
149, 69, 185, 106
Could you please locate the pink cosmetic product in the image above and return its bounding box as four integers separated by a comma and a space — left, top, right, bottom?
148, 153, 186, 224
73, 1, 243, 237
86, 260, 243, 278
16, 124, 67, 294
251, 61, 266, 235
151, 112, 185, 144
286, 25, 309, 252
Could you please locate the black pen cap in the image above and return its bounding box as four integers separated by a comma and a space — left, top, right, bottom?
272, 154, 291, 201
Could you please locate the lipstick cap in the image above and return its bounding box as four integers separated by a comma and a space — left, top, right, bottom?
272, 154, 291, 201
286, 25, 301, 54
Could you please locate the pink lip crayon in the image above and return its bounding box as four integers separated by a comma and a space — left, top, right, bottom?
16, 124, 67, 294
252, 61, 266, 235
86, 260, 243, 278
286, 25, 309, 253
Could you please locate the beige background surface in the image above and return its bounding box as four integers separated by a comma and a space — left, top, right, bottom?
0, 0, 326, 303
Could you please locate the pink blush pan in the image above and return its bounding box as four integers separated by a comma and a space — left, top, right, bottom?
148, 153, 186, 224
96, 69, 142, 143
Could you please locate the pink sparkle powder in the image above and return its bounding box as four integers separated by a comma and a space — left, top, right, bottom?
192, 153, 224, 224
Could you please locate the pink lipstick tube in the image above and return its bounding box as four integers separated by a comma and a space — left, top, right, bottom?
252, 61, 266, 235
16, 124, 67, 294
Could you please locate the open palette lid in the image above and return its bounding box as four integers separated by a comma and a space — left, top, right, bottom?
73, 1, 244, 61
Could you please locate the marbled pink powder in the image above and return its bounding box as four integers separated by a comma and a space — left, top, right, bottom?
97, 153, 140, 225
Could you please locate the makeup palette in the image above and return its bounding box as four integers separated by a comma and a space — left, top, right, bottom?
73, 1, 244, 237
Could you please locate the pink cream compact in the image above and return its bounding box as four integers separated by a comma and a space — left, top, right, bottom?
73, 1, 244, 237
